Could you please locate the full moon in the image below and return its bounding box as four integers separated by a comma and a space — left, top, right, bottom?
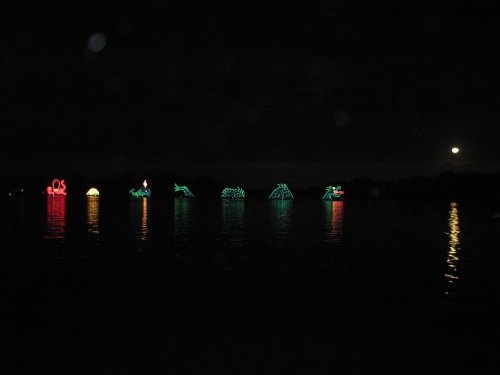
451, 147, 460, 154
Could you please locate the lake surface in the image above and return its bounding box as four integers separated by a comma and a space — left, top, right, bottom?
2, 196, 500, 374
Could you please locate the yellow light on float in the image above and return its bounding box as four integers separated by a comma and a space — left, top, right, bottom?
86, 188, 100, 196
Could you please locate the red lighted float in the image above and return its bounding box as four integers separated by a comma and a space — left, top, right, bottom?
46, 179, 67, 196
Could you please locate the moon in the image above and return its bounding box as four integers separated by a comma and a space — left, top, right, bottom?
451, 147, 460, 154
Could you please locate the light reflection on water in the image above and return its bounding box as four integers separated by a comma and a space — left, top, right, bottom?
7, 195, 500, 374
86, 196, 99, 235
445, 202, 461, 292
324, 201, 344, 243
174, 198, 193, 236
130, 198, 149, 241
212, 199, 247, 269
174, 198, 193, 247
25, 197, 498, 310
270, 200, 293, 246
221, 199, 245, 248
45, 197, 66, 241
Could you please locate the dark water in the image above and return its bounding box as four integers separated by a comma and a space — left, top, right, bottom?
2, 196, 500, 373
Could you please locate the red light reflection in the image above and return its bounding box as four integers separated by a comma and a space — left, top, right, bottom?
45, 196, 66, 240
325, 201, 344, 242
332, 201, 344, 239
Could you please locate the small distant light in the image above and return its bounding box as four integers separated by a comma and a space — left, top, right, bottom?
451, 147, 460, 154
334, 111, 350, 128
370, 187, 381, 198
87, 32, 107, 52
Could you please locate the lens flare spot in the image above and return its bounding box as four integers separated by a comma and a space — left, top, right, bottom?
87, 33, 107, 52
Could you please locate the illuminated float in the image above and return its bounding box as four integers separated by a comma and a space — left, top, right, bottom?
322, 185, 344, 200
46, 179, 67, 196
129, 179, 151, 198
221, 186, 245, 199
269, 183, 294, 200
174, 183, 195, 198
86, 187, 100, 196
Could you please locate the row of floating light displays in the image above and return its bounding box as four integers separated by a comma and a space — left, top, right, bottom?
45, 191, 346, 245
44, 179, 344, 200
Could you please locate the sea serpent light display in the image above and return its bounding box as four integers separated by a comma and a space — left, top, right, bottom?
322, 185, 344, 200
174, 183, 195, 198
269, 183, 294, 200
129, 180, 151, 198
221, 186, 245, 199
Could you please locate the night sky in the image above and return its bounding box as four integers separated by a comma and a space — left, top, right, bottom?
2, 1, 499, 188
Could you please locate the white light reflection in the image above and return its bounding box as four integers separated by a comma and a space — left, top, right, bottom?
445, 202, 460, 293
